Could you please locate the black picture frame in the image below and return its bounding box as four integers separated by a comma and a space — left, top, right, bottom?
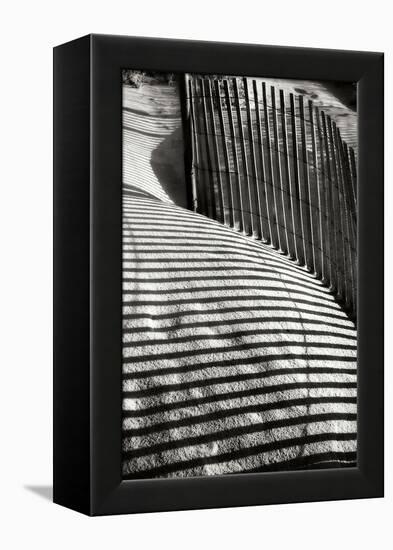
53, 34, 384, 516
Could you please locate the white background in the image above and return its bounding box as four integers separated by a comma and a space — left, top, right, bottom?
0, 1, 390, 548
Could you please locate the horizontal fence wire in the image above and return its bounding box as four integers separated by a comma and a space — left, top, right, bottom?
187, 75, 357, 318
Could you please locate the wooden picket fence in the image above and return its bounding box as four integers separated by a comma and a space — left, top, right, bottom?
183, 75, 357, 317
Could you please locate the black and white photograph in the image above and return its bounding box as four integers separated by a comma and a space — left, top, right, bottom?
121, 70, 358, 479
2, 0, 387, 540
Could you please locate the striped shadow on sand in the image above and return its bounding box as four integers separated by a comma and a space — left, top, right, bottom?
122, 192, 356, 479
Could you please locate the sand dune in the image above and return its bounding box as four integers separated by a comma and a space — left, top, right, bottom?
122, 81, 357, 479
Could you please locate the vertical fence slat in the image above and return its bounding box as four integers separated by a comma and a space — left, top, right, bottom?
223, 79, 244, 232
189, 78, 208, 215
333, 121, 351, 309
341, 141, 357, 234
340, 137, 357, 243
342, 142, 355, 207
338, 131, 357, 315
321, 110, 337, 292
204, 79, 225, 224
298, 95, 314, 272
308, 100, 322, 278
214, 80, 234, 227
327, 115, 345, 300
187, 77, 198, 212
338, 134, 355, 312
315, 107, 331, 285
199, 78, 217, 220
179, 74, 196, 212
253, 80, 271, 244
263, 82, 281, 250
186, 74, 357, 317
268, 85, 287, 252
271, 86, 289, 254
279, 89, 295, 259
289, 92, 305, 265
243, 77, 262, 239
233, 78, 255, 236
349, 146, 358, 205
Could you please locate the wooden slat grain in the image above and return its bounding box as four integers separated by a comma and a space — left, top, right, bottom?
189, 78, 208, 216
279, 89, 295, 259
298, 95, 314, 272
223, 79, 244, 232
321, 110, 337, 293
308, 100, 323, 278
333, 121, 351, 309
339, 134, 357, 243
327, 115, 345, 301
185, 76, 357, 317
289, 92, 305, 265
337, 130, 357, 314
342, 141, 357, 225
205, 79, 225, 224
263, 83, 281, 250
233, 78, 255, 236
253, 80, 271, 243
199, 77, 217, 220
271, 86, 288, 254
349, 146, 358, 205
214, 79, 234, 227
338, 137, 355, 311
243, 77, 262, 239
179, 74, 196, 212
315, 107, 331, 286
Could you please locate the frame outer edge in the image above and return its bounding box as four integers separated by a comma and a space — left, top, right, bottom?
357, 53, 384, 497
83, 35, 384, 515
53, 34, 92, 516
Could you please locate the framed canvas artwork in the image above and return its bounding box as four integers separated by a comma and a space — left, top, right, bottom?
53, 34, 384, 515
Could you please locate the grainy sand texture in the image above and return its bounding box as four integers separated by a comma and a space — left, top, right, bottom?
121, 77, 357, 479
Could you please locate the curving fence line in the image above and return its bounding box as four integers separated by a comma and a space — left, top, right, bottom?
183, 76, 357, 318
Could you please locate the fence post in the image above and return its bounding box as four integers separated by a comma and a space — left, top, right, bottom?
338, 130, 357, 315
233, 78, 255, 236
224, 79, 244, 232
178, 73, 196, 212
289, 92, 305, 266
199, 78, 217, 220
327, 117, 344, 300
298, 95, 314, 272
214, 79, 234, 227
348, 146, 358, 206
186, 76, 357, 318
253, 80, 271, 244
308, 100, 323, 278
204, 79, 225, 224
333, 121, 351, 309
321, 110, 338, 293
263, 83, 280, 250
280, 89, 295, 259
189, 77, 210, 216
271, 86, 289, 255
244, 77, 263, 240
